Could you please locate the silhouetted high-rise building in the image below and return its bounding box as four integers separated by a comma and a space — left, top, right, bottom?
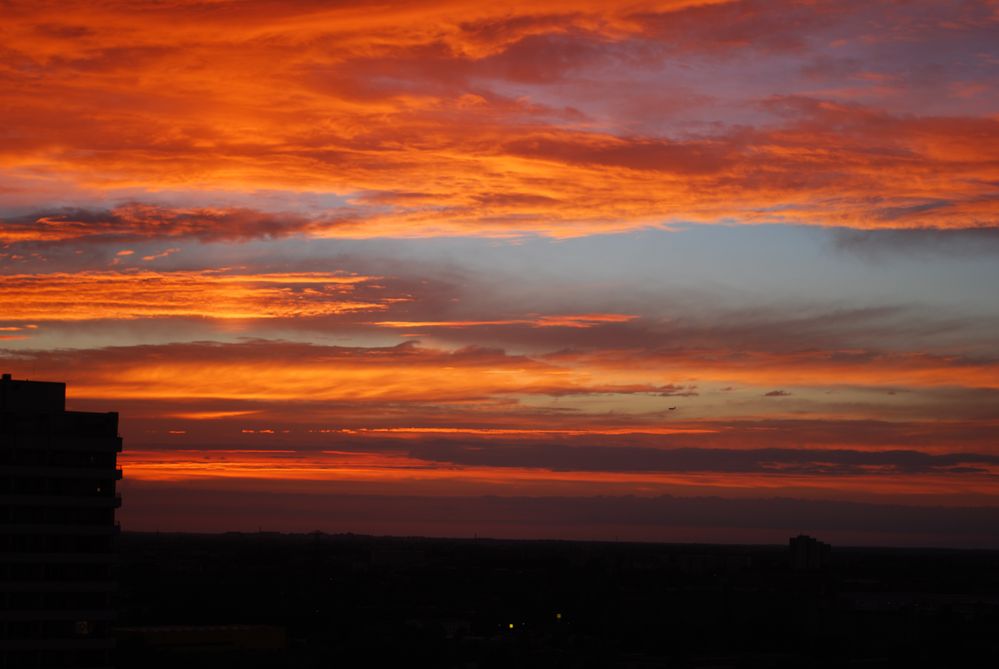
789, 534, 831, 571
1, 374, 122, 668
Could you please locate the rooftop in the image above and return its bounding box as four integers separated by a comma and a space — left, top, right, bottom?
0, 374, 66, 412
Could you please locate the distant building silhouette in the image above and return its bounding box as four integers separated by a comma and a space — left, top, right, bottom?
1, 374, 122, 668
789, 534, 831, 571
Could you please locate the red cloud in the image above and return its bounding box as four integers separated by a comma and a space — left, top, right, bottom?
1, 1, 996, 240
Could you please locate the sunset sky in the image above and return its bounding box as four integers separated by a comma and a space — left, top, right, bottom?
2, 0, 998, 546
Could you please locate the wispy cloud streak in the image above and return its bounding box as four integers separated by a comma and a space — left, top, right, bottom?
0, 271, 391, 320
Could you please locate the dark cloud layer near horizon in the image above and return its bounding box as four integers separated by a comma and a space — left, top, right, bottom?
407, 443, 999, 476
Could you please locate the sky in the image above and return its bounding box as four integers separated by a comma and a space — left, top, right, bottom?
2, 0, 998, 547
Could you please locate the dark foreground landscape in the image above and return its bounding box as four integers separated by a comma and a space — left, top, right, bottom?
115, 532, 999, 668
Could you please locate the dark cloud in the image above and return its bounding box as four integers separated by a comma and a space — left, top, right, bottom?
764, 390, 792, 397
407, 443, 999, 476
0, 205, 351, 246
634, 0, 848, 55
413, 304, 951, 355
831, 227, 999, 258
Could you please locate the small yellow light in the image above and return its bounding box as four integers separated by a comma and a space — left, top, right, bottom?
508, 623, 514, 629
556, 613, 562, 620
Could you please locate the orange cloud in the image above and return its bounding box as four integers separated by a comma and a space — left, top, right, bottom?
55, 346, 619, 403
4, 340, 998, 432
1, 1, 996, 240
0, 271, 394, 320
168, 410, 261, 420
0, 340, 700, 418
374, 313, 637, 328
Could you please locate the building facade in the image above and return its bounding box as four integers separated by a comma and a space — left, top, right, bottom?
1, 374, 122, 668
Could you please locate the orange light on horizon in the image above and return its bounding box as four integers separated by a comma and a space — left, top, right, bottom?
117, 448, 999, 500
